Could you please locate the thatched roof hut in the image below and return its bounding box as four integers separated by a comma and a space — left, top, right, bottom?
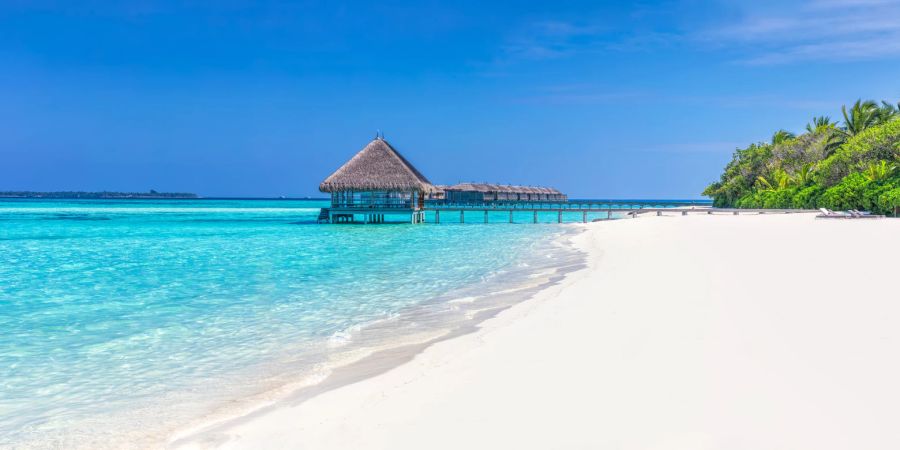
443, 183, 566, 202
319, 138, 437, 193
444, 183, 564, 196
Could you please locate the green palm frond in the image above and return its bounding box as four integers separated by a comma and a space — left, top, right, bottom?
756, 175, 773, 191
794, 162, 815, 186
805, 116, 833, 133
863, 160, 897, 181
840, 99, 880, 137
771, 129, 796, 145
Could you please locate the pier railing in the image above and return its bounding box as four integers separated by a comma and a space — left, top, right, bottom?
425, 199, 710, 210
426, 205, 816, 224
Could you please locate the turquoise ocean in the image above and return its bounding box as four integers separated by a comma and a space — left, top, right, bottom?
0, 199, 583, 448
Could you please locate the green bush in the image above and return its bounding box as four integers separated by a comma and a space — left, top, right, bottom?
816, 119, 900, 187
819, 172, 900, 214
878, 187, 900, 215
791, 185, 822, 209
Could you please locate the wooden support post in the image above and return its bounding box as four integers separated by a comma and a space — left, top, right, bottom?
582, 211, 587, 223
558, 210, 562, 223
533, 211, 538, 224
460, 210, 464, 223
607, 210, 612, 219
484, 210, 488, 224
509, 210, 513, 223
435, 210, 440, 224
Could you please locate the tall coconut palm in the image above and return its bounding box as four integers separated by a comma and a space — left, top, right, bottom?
840, 99, 880, 138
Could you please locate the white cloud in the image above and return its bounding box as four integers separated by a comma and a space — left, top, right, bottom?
699, 0, 900, 64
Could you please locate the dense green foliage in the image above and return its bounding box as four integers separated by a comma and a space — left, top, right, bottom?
704, 99, 900, 215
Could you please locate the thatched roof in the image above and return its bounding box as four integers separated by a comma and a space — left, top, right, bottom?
319, 138, 437, 193
445, 183, 563, 195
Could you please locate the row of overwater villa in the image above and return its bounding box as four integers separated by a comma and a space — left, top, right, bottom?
318, 137, 567, 224
318, 137, 709, 224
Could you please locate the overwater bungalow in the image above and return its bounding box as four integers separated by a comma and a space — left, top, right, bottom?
319, 137, 437, 223
443, 183, 567, 203
427, 185, 448, 201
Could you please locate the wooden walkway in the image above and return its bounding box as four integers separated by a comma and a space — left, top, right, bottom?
318, 200, 818, 224
431, 207, 817, 224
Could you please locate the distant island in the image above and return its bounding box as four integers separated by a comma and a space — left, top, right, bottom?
0, 190, 199, 199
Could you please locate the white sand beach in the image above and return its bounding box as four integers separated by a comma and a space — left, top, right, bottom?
171, 213, 900, 450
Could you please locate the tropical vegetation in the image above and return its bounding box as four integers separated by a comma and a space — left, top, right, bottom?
703, 99, 900, 215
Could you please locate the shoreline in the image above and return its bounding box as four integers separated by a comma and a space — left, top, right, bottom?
166, 227, 588, 449
172, 213, 900, 449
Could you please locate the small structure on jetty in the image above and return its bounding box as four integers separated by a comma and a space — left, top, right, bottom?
319, 137, 437, 224
443, 183, 567, 203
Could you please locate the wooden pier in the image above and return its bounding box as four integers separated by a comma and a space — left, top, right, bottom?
318, 198, 818, 224
428, 205, 817, 224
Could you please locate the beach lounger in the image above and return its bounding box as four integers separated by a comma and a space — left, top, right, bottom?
817, 208, 850, 219
817, 208, 884, 219
849, 209, 885, 218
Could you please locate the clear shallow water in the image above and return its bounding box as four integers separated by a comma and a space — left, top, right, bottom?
0, 199, 577, 448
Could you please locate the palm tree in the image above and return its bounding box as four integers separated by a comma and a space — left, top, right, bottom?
805, 116, 834, 133
793, 163, 815, 186
877, 100, 900, 124
771, 129, 795, 145
840, 99, 880, 138
773, 168, 792, 189
863, 160, 897, 182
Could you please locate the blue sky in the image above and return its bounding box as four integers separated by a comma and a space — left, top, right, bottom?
2, 0, 899, 198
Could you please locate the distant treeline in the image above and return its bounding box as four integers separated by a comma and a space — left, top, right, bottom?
0, 190, 199, 199
704, 98, 900, 215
